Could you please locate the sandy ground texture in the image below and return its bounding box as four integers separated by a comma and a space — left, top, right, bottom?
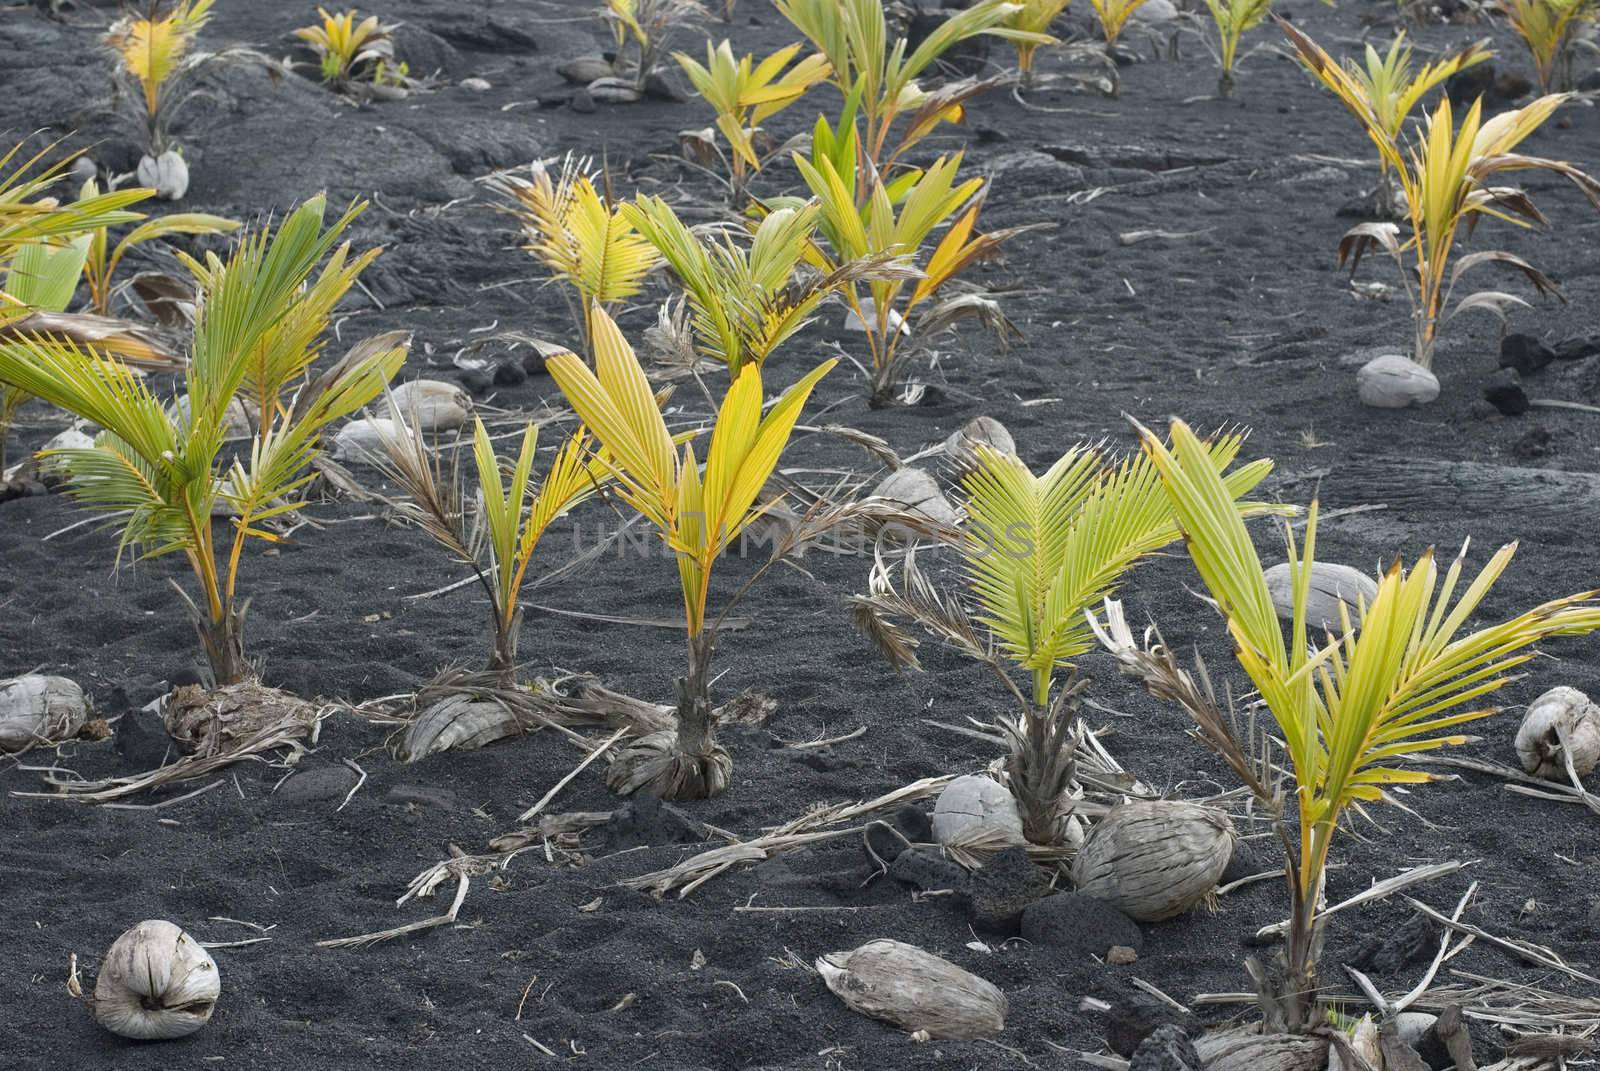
2, 0, 1599, 1068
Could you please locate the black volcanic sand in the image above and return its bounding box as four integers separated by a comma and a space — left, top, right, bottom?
3, 1, 1600, 1068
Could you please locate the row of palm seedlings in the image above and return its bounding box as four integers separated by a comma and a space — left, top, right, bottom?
2, 0, 1600, 1060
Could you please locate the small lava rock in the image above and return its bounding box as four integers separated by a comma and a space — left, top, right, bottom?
964, 846, 1049, 934
1089, 992, 1201, 1057
1482, 367, 1529, 415
276, 766, 360, 804
888, 847, 968, 892
606, 796, 708, 850
493, 360, 527, 387
1554, 334, 1600, 361
1020, 892, 1145, 958
459, 368, 495, 395
1348, 912, 1440, 974
864, 805, 932, 865
1512, 426, 1553, 460
1500, 334, 1556, 375
1130, 1024, 1204, 1071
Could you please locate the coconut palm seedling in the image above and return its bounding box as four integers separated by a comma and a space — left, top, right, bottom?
1097, 417, 1600, 1031
76, 178, 239, 317
1199, 0, 1275, 96
0, 197, 406, 685
783, 129, 1031, 404
103, 0, 287, 199
293, 7, 409, 93
487, 157, 656, 352
1281, 23, 1492, 218
674, 41, 832, 205
1326, 91, 1600, 380
1087, 0, 1148, 52
366, 415, 610, 682
1498, 0, 1598, 90
545, 304, 835, 798
774, 0, 1048, 172
853, 430, 1275, 847
605, 0, 704, 93
623, 195, 909, 377
1009, 0, 1073, 81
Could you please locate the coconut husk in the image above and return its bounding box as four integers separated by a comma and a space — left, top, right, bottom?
942, 416, 1016, 473
1071, 800, 1234, 922
605, 729, 732, 799
0, 674, 89, 753
162, 681, 319, 758
1515, 686, 1600, 780
817, 939, 1006, 1040
386, 379, 471, 433
87, 920, 219, 1039
396, 695, 527, 762
1192, 1028, 1329, 1071
1264, 562, 1378, 633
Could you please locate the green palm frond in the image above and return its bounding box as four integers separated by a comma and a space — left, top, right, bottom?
960, 430, 1274, 704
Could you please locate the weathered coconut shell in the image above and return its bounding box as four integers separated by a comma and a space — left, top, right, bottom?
587, 76, 643, 103
1515, 686, 1600, 780
817, 939, 1006, 1040
3, 427, 96, 482
396, 696, 526, 762
932, 773, 1024, 846
136, 150, 190, 201
1264, 562, 1378, 633
871, 467, 959, 528
171, 393, 253, 440
557, 55, 615, 83
0, 674, 89, 752
91, 920, 219, 1040
1357, 354, 1439, 409
1071, 800, 1234, 922
332, 416, 406, 462
1194, 1028, 1328, 1071
943, 416, 1016, 472
387, 379, 470, 432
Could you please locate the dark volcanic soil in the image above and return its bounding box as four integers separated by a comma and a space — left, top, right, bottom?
3, 0, 1599, 1068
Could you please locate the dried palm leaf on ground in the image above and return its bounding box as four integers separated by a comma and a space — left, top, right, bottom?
394, 670, 673, 762
622, 775, 957, 896
0, 674, 89, 752
76, 920, 219, 1040
1515, 686, 1600, 780
1072, 800, 1235, 922
818, 940, 1007, 1040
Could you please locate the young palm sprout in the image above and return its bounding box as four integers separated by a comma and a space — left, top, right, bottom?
624, 195, 906, 376
774, 0, 1047, 172
1497, 0, 1597, 91
294, 7, 405, 90
104, 0, 214, 157
546, 304, 835, 798
367, 414, 609, 681
1280, 23, 1491, 217
1008, 0, 1072, 81
673, 41, 831, 205
786, 131, 1031, 403
1285, 28, 1600, 377
1087, 0, 1149, 53
1201, 0, 1273, 97
1098, 417, 1600, 1032
487, 156, 656, 350
0, 197, 405, 685
853, 431, 1274, 846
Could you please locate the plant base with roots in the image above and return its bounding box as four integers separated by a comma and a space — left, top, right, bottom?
605, 729, 733, 798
